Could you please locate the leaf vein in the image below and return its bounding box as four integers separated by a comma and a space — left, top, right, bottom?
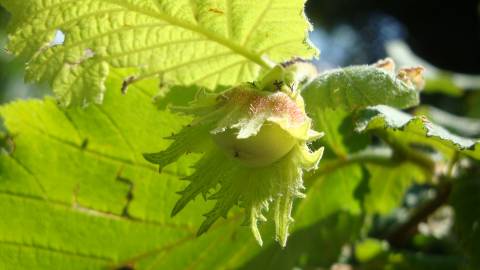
0, 191, 195, 231
241, 0, 274, 46
190, 59, 248, 85
132, 51, 236, 83
6, 156, 48, 198
93, 106, 138, 162
0, 240, 113, 262
104, 0, 270, 68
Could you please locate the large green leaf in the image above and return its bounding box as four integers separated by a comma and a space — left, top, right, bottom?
0, 0, 317, 106
0, 74, 265, 269
355, 105, 480, 160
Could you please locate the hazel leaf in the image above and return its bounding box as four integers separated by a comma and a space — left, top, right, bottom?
302, 58, 423, 112
0, 0, 317, 106
0, 73, 266, 269
355, 105, 480, 160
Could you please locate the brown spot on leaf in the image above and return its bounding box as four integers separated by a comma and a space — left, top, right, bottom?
80, 138, 89, 149
208, 8, 224, 14
115, 264, 135, 270
116, 167, 134, 218
281, 57, 308, 68
1, 135, 16, 155
121, 76, 136, 94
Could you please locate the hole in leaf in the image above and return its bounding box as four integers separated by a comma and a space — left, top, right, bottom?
50, 29, 65, 46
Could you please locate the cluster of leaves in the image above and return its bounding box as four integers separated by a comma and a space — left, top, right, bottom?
0, 0, 479, 269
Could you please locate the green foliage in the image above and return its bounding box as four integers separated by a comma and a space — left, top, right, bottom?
0, 73, 362, 269
360, 250, 464, 270
0, 0, 480, 269
356, 105, 480, 160
301, 61, 421, 112
467, 92, 480, 118
303, 106, 369, 158
415, 106, 480, 137
0, 75, 264, 269
363, 162, 426, 215
0, 0, 316, 106
451, 174, 480, 268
